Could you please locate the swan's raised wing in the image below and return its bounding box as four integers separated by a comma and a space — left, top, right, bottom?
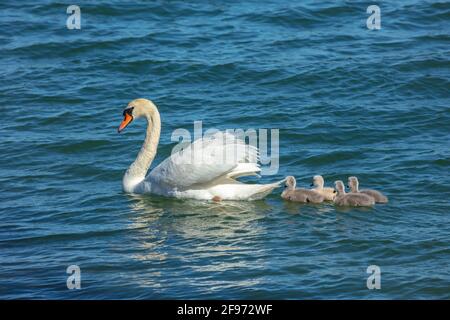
148, 131, 259, 189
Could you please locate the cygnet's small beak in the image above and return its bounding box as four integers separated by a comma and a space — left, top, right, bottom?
118, 113, 133, 133
310, 183, 314, 187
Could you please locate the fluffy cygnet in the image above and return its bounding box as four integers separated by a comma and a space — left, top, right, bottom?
282, 176, 324, 203
311, 175, 336, 201
348, 176, 388, 203
334, 180, 375, 207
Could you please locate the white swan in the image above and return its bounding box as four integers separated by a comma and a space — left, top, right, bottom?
118, 98, 284, 201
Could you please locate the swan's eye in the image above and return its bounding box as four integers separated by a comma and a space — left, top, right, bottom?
123, 107, 134, 116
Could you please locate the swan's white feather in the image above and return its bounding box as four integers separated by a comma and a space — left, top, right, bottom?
148, 131, 259, 189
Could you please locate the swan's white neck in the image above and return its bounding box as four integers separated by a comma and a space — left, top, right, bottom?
123, 106, 161, 192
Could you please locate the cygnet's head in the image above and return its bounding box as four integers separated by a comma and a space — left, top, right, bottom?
285, 176, 296, 190
334, 180, 346, 194
347, 176, 359, 192
311, 175, 325, 188
281, 176, 296, 198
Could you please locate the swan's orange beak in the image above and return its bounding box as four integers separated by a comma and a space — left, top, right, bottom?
118, 113, 133, 133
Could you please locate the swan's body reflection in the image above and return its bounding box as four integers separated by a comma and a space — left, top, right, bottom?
125, 195, 274, 293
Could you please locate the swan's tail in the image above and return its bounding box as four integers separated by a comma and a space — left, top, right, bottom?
247, 178, 287, 201
205, 177, 287, 201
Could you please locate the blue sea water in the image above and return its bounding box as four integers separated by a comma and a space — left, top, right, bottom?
0, 0, 449, 299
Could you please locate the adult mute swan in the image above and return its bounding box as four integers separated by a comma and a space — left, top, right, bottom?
118, 98, 284, 201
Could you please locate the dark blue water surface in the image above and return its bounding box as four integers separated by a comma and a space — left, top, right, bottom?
1, 0, 449, 299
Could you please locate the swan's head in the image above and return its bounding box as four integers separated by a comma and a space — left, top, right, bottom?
311, 175, 324, 188
334, 180, 345, 194
347, 176, 359, 192
118, 98, 157, 133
